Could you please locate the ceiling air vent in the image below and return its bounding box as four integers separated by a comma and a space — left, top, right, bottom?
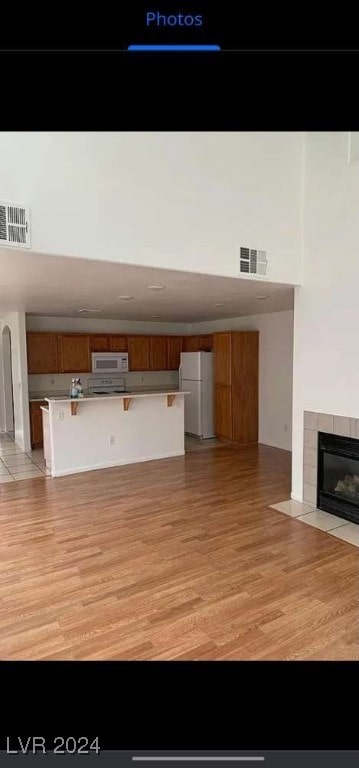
0, 201, 31, 248
238, 246, 268, 277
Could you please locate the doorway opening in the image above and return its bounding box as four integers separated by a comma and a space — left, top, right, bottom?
2, 325, 15, 440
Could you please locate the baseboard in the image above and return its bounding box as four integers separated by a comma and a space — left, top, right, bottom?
259, 440, 292, 453
52, 450, 185, 477
291, 492, 303, 502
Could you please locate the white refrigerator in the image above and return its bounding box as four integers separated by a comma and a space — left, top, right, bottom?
179, 352, 215, 439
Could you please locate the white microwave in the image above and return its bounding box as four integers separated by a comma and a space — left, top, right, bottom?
91, 352, 129, 373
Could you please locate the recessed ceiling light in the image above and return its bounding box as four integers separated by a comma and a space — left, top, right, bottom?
76, 308, 102, 314
215, 302, 224, 307
118, 295, 134, 300
256, 295, 270, 301
148, 284, 166, 291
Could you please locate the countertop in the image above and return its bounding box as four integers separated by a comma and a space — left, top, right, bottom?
45, 390, 190, 404
30, 392, 67, 401
29, 387, 181, 402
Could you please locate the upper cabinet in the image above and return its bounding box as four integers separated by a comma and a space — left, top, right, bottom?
109, 335, 128, 352
184, 336, 199, 353
58, 335, 91, 373
198, 334, 213, 351
90, 335, 110, 352
167, 336, 183, 370
213, 333, 232, 386
127, 336, 150, 371
27, 332, 91, 374
184, 335, 213, 353
27, 333, 60, 374
26, 331, 214, 374
149, 336, 168, 371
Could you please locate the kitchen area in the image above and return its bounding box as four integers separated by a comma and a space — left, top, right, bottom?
23, 326, 259, 479
27, 330, 213, 445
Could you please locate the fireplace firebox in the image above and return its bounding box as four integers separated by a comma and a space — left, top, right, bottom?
317, 431, 359, 524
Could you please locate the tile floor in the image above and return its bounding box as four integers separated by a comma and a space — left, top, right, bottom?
0, 433, 49, 483
270, 498, 359, 548
185, 435, 226, 452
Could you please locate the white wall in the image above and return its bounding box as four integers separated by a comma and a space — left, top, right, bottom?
0, 312, 30, 451
292, 132, 359, 499
193, 310, 294, 451
0, 132, 304, 284
26, 315, 190, 335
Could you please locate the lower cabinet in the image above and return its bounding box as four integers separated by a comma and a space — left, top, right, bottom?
215, 385, 233, 440
30, 401, 46, 448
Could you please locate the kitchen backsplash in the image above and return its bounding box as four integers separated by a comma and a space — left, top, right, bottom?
28, 370, 179, 395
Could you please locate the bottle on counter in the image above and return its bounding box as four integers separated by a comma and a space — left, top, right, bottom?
75, 378, 84, 398
70, 378, 78, 398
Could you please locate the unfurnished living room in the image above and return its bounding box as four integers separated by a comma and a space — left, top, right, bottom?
0, 131, 358, 661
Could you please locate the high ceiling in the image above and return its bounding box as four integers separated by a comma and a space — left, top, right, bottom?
0, 250, 294, 323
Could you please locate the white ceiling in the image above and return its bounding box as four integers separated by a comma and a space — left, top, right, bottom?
0, 250, 294, 323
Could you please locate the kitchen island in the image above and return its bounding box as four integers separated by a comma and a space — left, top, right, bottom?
42, 390, 190, 477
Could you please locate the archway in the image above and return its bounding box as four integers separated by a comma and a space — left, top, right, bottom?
2, 325, 15, 436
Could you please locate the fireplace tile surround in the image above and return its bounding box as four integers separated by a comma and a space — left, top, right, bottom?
303, 411, 359, 506
270, 411, 359, 548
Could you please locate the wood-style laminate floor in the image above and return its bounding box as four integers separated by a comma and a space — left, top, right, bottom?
0, 442, 358, 660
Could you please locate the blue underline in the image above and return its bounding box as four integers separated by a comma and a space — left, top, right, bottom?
128, 45, 221, 52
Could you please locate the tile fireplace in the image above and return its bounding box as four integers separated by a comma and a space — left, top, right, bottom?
303, 411, 359, 526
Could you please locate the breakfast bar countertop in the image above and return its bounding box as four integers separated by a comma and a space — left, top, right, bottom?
45, 389, 190, 403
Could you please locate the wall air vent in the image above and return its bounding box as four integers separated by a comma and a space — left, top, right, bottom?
238, 246, 268, 277
0, 201, 31, 248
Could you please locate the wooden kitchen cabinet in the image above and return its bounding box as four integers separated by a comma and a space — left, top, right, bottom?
90, 334, 109, 352
109, 335, 128, 352
127, 336, 150, 371
184, 335, 213, 352
213, 331, 258, 444
184, 336, 200, 352
215, 386, 233, 441
27, 333, 60, 374
232, 332, 259, 445
167, 336, 183, 370
149, 336, 168, 371
58, 334, 91, 373
213, 333, 232, 386
198, 334, 213, 351
30, 401, 46, 448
